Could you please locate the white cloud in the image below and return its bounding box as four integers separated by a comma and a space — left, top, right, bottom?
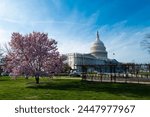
29, 10, 99, 54
99, 23, 150, 63
0, 29, 11, 44
0, 1, 149, 63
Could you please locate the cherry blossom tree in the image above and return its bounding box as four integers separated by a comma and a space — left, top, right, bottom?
5, 32, 63, 83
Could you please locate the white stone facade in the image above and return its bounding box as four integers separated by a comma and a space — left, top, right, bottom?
66, 31, 115, 72
66, 53, 106, 72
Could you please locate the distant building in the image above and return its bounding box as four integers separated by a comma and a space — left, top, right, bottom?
66, 31, 118, 73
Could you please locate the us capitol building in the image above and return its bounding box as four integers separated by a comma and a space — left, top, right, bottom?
66, 31, 118, 73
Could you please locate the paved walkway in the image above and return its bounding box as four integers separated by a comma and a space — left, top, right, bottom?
85, 78, 150, 85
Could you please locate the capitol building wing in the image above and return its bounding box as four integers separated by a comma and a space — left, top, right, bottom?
66, 31, 118, 73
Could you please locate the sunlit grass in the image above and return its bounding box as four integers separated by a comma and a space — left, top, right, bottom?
0, 76, 150, 100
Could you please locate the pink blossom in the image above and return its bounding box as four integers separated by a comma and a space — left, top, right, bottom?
5, 32, 63, 82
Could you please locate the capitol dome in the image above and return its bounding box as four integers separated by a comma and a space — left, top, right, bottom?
90, 31, 108, 59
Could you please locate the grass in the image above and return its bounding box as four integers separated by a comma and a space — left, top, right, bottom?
0, 76, 150, 100
139, 72, 150, 75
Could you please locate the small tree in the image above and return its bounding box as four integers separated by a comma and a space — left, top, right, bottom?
5, 32, 63, 83
60, 54, 71, 73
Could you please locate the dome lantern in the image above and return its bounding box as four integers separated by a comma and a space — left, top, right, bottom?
96, 31, 100, 41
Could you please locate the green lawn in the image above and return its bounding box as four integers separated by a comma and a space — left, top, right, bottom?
139, 72, 150, 75
0, 76, 150, 100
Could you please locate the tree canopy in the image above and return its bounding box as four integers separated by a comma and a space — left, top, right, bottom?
5, 32, 63, 83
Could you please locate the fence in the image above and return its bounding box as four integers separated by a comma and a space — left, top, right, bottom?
81, 73, 150, 84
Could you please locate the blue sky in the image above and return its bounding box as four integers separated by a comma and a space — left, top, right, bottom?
0, 0, 150, 63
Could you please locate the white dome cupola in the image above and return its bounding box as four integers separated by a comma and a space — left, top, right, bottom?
90, 31, 107, 60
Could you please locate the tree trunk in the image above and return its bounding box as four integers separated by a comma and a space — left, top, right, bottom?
35, 76, 39, 84
25, 75, 28, 79
35, 71, 40, 84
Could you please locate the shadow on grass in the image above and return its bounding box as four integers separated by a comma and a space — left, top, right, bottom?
26, 79, 150, 99
0, 78, 10, 81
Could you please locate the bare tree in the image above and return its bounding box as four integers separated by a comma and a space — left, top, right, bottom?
3, 43, 12, 55
0, 45, 4, 62
0, 45, 4, 75
141, 34, 150, 53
